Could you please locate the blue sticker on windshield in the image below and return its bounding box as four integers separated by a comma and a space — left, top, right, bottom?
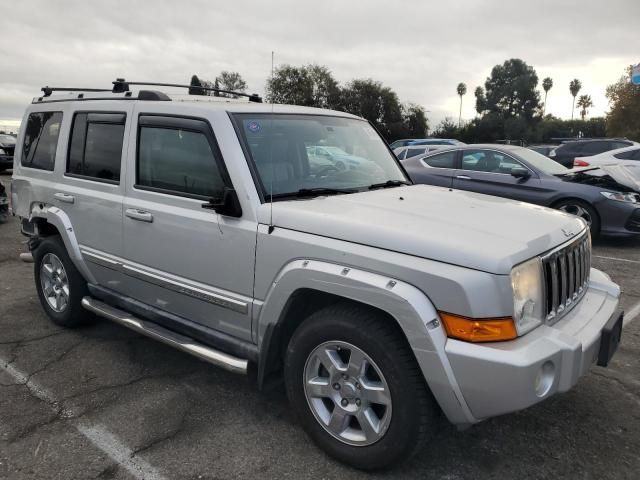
247, 120, 261, 133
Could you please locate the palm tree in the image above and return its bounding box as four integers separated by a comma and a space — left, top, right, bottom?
542, 77, 553, 115
576, 95, 593, 120
569, 79, 582, 120
456, 82, 467, 127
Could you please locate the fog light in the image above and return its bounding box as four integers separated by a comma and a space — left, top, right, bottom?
535, 361, 555, 397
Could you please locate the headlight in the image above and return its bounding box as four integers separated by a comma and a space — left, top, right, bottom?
600, 191, 638, 203
511, 257, 544, 334
0, 148, 5, 154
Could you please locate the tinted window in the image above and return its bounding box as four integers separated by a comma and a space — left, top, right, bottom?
424, 151, 456, 168
581, 141, 609, 155
67, 113, 125, 182
405, 148, 427, 159
21, 112, 63, 170
611, 141, 632, 150
614, 149, 636, 160
461, 150, 521, 173
137, 126, 225, 198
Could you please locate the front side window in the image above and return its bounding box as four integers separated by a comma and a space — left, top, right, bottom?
67, 112, 125, 182
405, 148, 427, 159
424, 151, 456, 168
21, 111, 63, 170
137, 126, 225, 198
233, 114, 407, 199
461, 150, 521, 173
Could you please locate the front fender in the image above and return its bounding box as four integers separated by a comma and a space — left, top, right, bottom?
257, 259, 476, 425
29, 204, 96, 284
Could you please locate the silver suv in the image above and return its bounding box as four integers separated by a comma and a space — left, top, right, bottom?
11, 80, 624, 470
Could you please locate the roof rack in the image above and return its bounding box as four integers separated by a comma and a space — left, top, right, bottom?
112, 78, 262, 103
41, 86, 112, 97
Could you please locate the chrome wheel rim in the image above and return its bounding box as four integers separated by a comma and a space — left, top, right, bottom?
303, 341, 392, 446
559, 204, 592, 226
40, 253, 70, 313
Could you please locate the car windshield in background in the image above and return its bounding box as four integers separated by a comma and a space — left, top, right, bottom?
515, 147, 568, 175
0, 134, 16, 144
233, 114, 407, 199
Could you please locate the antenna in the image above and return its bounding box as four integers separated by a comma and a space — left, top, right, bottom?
268, 50, 275, 234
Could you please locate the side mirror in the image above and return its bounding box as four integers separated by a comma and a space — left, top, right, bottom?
511, 167, 531, 179
202, 187, 242, 217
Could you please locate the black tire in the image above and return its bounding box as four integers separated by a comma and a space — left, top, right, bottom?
284, 303, 438, 470
33, 235, 92, 327
554, 199, 600, 238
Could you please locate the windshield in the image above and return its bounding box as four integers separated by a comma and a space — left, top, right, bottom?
233, 114, 407, 199
0, 134, 16, 144
515, 147, 568, 175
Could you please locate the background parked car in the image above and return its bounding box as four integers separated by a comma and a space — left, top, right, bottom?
574, 144, 640, 167
0, 134, 16, 172
388, 139, 419, 149
528, 144, 558, 157
409, 138, 465, 146
549, 139, 638, 168
0, 182, 9, 223
393, 145, 445, 160
403, 144, 640, 237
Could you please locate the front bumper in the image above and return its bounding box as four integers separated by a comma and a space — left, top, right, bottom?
445, 268, 621, 421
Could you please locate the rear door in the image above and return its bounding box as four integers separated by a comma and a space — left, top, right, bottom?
451, 149, 545, 204
56, 106, 131, 284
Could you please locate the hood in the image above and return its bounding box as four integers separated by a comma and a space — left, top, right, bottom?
558, 165, 640, 193
267, 185, 585, 275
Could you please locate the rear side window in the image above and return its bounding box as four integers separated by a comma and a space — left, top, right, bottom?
611, 141, 632, 150
21, 112, 63, 170
424, 151, 456, 168
137, 123, 225, 198
67, 112, 126, 182
405, 148, 427, 159
581, 141, 609, 155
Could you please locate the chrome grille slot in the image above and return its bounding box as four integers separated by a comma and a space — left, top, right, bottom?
541, 231, 591, 323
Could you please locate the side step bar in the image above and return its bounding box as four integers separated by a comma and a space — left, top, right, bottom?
81, 297, 248, 374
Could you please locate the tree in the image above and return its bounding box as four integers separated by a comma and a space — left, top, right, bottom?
266, 64, 339, 108
576, 94, 593, 120
481, 59, 541, 120
338, 79, 403, 140
474, 86, 487, 115
402, 103, 429, 138
542, 77, 553, 115
216, 71, 247, 98
456, 82, 467, 127
188, 74, 205, 95
569, 79, 582, 120
433, 117, 459, 138
606, 67, 640, 140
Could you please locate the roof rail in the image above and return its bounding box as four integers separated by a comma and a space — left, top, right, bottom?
112, 78, 262, 103
41, 86, 111, 97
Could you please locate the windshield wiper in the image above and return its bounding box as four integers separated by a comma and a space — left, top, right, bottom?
367, 180, 412, 190
270, 187, 358, 199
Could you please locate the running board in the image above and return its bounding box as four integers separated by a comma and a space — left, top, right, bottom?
81, 297, 248, 374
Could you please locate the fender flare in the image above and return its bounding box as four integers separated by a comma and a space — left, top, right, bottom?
30, 204, 96, 284
257, 259, 476, 425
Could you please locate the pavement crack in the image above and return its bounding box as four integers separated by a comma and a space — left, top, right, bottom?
0, 330, 66, 346
131, 399, 192, 457
592, 369, 640, 402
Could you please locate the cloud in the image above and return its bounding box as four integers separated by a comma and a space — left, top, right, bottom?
0, 0, 637, 128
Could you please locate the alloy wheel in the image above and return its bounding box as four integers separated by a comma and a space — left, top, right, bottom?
40, 253, 70, 313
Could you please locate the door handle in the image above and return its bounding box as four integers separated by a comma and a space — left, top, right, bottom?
455, 175, 471, 180
54, 192, 75, 204
125, 208, 154, 223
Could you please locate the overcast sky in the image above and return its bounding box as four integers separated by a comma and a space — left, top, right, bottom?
0, 0, 638, 131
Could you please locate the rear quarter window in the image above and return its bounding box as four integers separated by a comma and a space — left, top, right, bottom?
21, 112, 63, 170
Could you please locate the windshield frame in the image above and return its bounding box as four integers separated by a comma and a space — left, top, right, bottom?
228, 112, 411, 203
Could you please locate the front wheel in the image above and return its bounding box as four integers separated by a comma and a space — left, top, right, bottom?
555, 199, 600, 237
284, 304, 438, 470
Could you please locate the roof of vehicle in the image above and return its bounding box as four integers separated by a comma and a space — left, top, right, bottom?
560, 138, 632, 145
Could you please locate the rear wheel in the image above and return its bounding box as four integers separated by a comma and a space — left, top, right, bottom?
555, 199, 600, 237
33, 235, 92, 327
284, 303, 438, 470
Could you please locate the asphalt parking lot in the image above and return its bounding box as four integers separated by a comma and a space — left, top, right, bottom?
1, 171, 640, 480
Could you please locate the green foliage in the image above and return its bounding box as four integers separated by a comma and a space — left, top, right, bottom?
481, 59, 541, 119
569, 79, 582, 120
402, 103, 429, 138
457, 83, 467, 97
266, 64, 339, 108
542, 77, 553, 93
576, 95, 593, 120
606, 68, 640, 141
215, 71, 247, 98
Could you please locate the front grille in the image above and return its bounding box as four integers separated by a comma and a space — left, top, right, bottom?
541, 231, 591, 323
1, 145, 14, 156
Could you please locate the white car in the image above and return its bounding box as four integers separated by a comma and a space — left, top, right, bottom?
574, 143, 640, 167
393, 145, 445, 160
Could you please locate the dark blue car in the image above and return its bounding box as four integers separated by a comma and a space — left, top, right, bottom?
402, 144, 640, 237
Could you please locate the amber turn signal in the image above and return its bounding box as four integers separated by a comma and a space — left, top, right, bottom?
439, 312, 517, 342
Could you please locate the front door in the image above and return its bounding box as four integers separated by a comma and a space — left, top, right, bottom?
121, 113, 256, 341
